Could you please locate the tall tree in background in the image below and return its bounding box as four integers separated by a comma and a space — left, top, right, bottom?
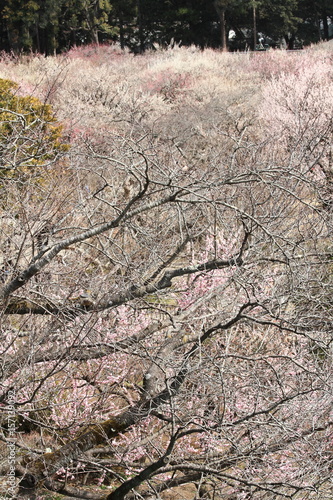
0, 0, 114, 53
79, 0, 112, 44
35, 0, 64, 55
1, 0, 39, 51
255, 0, 300, 48
297, 0, 333, 43
165, 0, 218, 49
0, 0, 332, 53
0, 0, 64, 53
110, 0, 136, 49
213, 0, 229, 49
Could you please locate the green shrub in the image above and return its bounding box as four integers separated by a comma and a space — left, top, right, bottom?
0, 78, 68, 180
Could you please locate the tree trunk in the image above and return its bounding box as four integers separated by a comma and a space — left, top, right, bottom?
322, 10, 329, 40
253, 4, 257, 50
138, 0, 144, 53
220, 8, 227, 51
214, 2, 228, 51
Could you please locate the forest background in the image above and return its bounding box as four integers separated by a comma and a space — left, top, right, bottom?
0, 19, 332, 500
0, 0, 332, 55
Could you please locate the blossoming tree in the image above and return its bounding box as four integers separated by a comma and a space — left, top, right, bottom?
0, 47, 332, 500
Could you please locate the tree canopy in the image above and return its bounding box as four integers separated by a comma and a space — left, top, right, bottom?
0, 0, 331, 53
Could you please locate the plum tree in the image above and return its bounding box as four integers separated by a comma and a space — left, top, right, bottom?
0, 47, 332, 500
